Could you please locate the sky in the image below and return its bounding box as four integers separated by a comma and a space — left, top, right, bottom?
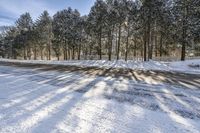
0, 0, 96, 26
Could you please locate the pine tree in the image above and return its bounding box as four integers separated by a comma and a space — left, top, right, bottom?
105, 0, 118, 60
113, 0, 127, 60
88, 0, 107, 60
35, 11, 53, 60
173, 0, 198, 61
124, 0, 137, 61
1, 0, 199, 61
52, 12, 62, 60
16, 12, 33, 60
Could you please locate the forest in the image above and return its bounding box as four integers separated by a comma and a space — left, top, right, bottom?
0, 0, 200, 61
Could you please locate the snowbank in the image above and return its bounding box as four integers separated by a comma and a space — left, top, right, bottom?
0, 58, 199, 74
169, 59, 200, 72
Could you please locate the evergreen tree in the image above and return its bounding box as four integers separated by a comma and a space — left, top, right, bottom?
105, 0, 118, 60
16, 12, 33, 59
52, 12, 62, 60
124, 0, 137, 61
35, 11, 53, 60
0, 0, 199, 61
113, 0, 127, 60
173, 0, 198, 60
88, 0, 107, 60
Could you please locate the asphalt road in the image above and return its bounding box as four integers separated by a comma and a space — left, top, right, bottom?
0, 62, 200, 133
0, 61, 199, 89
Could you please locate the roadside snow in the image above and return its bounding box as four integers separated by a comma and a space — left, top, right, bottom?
0, 65, 200, 133
169, 59, 200, 73
0, 58, 199, 74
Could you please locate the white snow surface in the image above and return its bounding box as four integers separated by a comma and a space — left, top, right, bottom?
0, 65, 200, 133
0, 58, 200, 74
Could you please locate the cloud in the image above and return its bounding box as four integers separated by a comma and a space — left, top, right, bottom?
0, 0, 57, 26
0, 0, 57, 19
0, 15, 16, 26
0, 15, 16, 21
0, 0, 96, 26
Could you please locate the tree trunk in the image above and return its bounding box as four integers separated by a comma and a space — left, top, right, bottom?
108, 31, 111, 61
141, 47, 143, 60
181, 3, 188, 61
85, 47, 88, 60
63, 50, 66, 60
72, 39, 75, 60
134, 38, 137, 57
63, 41, 66, 60
155, 35, 158, 57
115, 32, 118, 57
63, 40, 68, 60
117, 24, 121, 60
23, 35, 27, 60
34, 44, 37, 60
78, 39, 81, 60
24, 47, 27, 60
72, 46, 75, 60
181, 39, 186, 61
27, 47, 31, 60
57, 55, 60, 61
65, 49, 68, 60
63, 49, 66, 60
99, 29, 102, 60
48, 44, 51, 60
40, 48, 43, 60
160, 33, 163, 57
144, 27, 147, 61
125, 28, 129, 61
89, 45, 92, 56
67, 49, 70, 60
149, 27, 154, 59
108, 29, 112, 61
147, 22, 151, 61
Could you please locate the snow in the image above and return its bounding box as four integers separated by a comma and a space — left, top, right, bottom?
0, 58, 200, 74
0, 65, 200, 133
169, 59, 200, 73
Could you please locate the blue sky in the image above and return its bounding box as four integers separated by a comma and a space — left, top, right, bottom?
0, 0, 96, 26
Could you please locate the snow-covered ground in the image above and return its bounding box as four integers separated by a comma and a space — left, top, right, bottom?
0, 65, 200, 133
0, 58, 199, 74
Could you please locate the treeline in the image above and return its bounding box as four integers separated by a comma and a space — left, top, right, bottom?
0, 0, 200, 61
